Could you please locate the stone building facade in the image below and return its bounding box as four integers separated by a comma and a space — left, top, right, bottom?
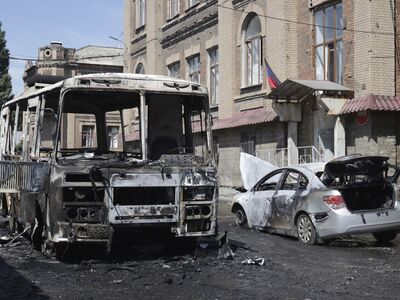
23, 42, 124, 150
125, 0, 400, 186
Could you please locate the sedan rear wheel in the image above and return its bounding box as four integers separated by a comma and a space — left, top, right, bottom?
234, 207, 247, 226
297, 214, 317, 245
373, 231, 397, 243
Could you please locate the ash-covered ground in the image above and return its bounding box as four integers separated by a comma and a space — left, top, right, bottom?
0, 188, 399, 300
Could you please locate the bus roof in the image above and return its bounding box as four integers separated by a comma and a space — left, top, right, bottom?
5, 73, 209, 107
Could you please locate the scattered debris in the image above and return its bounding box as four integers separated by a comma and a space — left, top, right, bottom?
229, 239, 251, 251
105, 266, 137, 274
0, 227, 30, 249
218, 231, 235, 260
110, 279, 123, 284
241, 257, 265, 266
0, 235, 11, 244
199, 243, 208, 249
164, 256, 185, 263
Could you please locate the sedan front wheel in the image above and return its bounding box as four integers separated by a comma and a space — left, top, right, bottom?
297, 214, 317, 245
234, 207, 247, 226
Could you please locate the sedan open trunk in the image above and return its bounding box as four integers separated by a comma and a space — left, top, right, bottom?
323, 155, 396, 212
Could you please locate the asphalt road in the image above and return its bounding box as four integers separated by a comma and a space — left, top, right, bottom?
0, 188, 399, 299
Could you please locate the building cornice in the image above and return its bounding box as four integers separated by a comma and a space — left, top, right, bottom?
131, 32, 147, 45
162, 0, 217, 32
130, 46, 147, 60
161, 12, 218, 49
232, 0, 256, 9
161, 1, 218, 49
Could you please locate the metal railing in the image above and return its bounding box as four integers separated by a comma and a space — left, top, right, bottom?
0, 161, 49, 193
297, 146, 324, 164
256, 148, 288, 167
256, 146, 324, 167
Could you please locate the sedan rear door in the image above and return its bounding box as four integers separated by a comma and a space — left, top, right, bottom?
272, 170, 309, 231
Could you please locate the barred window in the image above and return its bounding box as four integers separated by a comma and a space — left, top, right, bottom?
240, 132, 255, 155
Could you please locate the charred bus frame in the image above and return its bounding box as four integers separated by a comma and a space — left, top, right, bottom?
0, 74, 218, 254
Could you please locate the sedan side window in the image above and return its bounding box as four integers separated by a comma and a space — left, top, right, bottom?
281, 171, 308, 191
256, 171, 283, 191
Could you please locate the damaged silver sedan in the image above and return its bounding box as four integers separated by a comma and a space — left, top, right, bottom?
232, 154, 400, 244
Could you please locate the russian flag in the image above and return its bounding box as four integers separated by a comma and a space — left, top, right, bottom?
265, 59, 281, 89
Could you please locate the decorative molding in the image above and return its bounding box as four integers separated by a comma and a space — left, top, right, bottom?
131, 32, 147, 45
162, 0, 217, 32
130, 46, 147, 60
234, 88, 268, 103
232, 0, 255, 9
161, 12, 218, 48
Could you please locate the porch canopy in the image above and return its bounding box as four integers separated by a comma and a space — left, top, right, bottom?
267, 79, 353, 102
340, 94, 400, 114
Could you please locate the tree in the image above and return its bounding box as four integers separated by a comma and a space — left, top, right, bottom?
0, 22, 12, 106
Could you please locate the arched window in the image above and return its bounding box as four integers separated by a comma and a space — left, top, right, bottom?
244, 15, 262, 86
135, 63, 145, 74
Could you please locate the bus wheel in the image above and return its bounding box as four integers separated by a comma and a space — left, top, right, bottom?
31, 202, 44, 250
54, 242, 69, 260
31, 219, 43, 250
1, 194, 8, 216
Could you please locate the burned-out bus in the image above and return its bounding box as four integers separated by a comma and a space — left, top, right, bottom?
0, 73, 218, 255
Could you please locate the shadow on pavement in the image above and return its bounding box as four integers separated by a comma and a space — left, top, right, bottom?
0, 256, 49, 299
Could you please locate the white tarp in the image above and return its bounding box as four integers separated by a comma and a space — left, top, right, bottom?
240, 152, 278, 190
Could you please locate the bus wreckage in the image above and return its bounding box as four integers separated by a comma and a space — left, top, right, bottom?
0, 73, 218, 255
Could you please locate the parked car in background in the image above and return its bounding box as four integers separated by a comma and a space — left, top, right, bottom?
232, 154, 400, 244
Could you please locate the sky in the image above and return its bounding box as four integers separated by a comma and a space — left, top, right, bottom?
0, 1, 124, 96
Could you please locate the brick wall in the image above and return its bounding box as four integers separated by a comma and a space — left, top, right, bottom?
345, 111, 400, 165
297, 1, 313, 80
216, 122, 284, 186
354, 0, 395, 96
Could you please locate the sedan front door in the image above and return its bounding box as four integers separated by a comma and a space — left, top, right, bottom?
246, 170, 284, 229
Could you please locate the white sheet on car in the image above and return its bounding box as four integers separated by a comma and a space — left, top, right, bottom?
239, 153, 327, 190
240, 152, 278, 190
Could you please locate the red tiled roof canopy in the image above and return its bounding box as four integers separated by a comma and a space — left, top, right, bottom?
213, 107, 278, 130
340, 94, 400, 114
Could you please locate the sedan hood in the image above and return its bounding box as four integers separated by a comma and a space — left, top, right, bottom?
324, 155, 389, 178
239, 152, 278, 190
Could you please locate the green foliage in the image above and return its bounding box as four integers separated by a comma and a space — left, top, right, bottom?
0, 21, 13, 106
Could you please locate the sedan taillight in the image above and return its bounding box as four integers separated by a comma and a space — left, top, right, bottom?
323, 195, 346, 210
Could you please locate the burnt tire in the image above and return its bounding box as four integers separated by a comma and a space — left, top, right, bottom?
373, 231, 398, 243
234, 207, 247, 226
297, 214, 317, 245
54, 242, 69, 260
